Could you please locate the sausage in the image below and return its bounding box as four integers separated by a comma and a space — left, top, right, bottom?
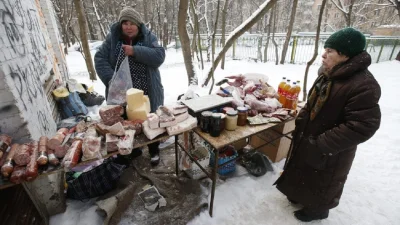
1, 144, 19, 177
47, 128, 69, 150
25, 142, 39, 181
39, 136, 48, 146
62, 140, 83, 169
54, 144, 69, 158
48, 149, 60, 166
37, 137, 48, 166
14, 144, 31, 166
10, 166, 26, 184
0, 134, 12, 153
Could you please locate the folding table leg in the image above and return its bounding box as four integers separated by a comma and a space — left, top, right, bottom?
175, 135, 179, 176
209, 148, 219, 217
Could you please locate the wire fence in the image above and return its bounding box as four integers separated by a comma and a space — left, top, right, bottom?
189, 34, 400, 65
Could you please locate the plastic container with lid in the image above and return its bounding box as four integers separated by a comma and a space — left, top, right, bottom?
225, 110, 238, 131
237, 107, 248, 126
210, 113, 222, 137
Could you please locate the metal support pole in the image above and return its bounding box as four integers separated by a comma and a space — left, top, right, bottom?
376, 43, 384, 63
175, 135, 179, 176
209, 148, 219, 217
389, 39, 398, 60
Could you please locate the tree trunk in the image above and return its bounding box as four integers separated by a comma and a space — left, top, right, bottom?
396, 50, 400, 61
170, 0, 176, 43
163, 0, 169, 48
264, 13, 272, 63
280, 0, 298, 64
211, 0, 221, 63
143, 0, 149, 24
272, 3, 279, 65
190, 0, 204, 69
303, 0, 327, 101
178, 0, 197, 85
221, 0, 230, 69
74, 0, 97, 80
92, 0, 106, 39
203, 0, 278, 89
204, 0, 211, 62
83, 1, 96, 40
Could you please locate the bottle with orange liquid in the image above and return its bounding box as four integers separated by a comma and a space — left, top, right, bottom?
285, 82, 297, 109
277, 77, 286, 97
279, 79, 291, 107
292, 81, 301, 110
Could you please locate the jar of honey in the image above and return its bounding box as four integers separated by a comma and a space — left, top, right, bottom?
237, 107, 248, 126
226, 110, 238, 131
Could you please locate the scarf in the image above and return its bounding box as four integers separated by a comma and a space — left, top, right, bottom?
307, 74, 332, 121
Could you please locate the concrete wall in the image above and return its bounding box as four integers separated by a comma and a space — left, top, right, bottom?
0, 0, 68, 142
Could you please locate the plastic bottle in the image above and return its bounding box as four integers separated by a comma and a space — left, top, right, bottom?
279, 79, 291, 107
285, 82, 297, 109
292, 81, 301, 110
277, 77, 286, 97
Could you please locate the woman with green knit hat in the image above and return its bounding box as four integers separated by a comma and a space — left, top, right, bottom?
94, 7, 165, 166
274, 28, 381, 222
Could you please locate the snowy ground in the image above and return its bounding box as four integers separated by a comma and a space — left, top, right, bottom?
54, 48, 400, 225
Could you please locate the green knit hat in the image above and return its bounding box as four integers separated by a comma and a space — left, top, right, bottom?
324, 27, 366, 58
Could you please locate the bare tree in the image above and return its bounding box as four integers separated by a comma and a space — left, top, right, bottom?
74, 0, 97, 80
264, 12, 272, 62
178, 0, 197, 85
271, 3, 279, 65
280, 0, 298, 64
92, 0, 106, 39
190, 0, 204, 69
303, 0, 327, 101
331, 0, 357, 27
220, 0, 231, 69
204, 0, 212, 62
203, 0, 278, 91
211, 0, 221, 63
52, 0, 75, 54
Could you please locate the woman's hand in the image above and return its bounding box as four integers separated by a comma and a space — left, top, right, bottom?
122, 44, 134, 56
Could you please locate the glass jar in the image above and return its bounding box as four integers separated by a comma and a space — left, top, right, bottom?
225, 110, 238, 131
237, 106, 248, 126
200, 111, 212, 133
220, 113, 226, 131
210, 113, 221, 137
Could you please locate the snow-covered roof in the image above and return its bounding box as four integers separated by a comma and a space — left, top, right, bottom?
378, 24, 400, 28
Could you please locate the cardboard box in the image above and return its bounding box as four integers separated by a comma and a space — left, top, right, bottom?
249, 120, 295, 162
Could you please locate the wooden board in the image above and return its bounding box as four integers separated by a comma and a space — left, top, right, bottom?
194, 117, 294, 150
181, 94, 233, 113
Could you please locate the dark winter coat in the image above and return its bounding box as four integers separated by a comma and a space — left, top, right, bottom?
94, 22, 165, 112
275, 51, 381, 210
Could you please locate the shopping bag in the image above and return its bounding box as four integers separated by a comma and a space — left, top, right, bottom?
107, 57, 132, 105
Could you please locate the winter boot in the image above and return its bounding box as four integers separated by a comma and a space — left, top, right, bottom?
294, 208, 329, 222
148, 142, 160, 166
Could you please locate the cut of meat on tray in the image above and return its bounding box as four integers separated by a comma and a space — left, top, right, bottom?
122, 120, 143, 135
166, 116, 197, 136
82, 136, 102, 161
117, 130, 135, 155
62, 140, 83, 169
143, 121, 166, 140
99, 105, 124, 126
106, 133, 119, 153
147, 113, 160, 129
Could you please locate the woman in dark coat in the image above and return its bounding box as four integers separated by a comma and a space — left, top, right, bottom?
94, 7, 165, 166
274, 28, 381, 222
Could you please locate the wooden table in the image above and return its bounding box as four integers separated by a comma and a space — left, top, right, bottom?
186, 117, 295, 217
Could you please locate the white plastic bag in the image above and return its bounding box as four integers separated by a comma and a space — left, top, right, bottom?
107, 57, 133, 105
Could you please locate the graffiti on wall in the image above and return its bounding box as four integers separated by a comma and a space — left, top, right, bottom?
0, 0, 56, 138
